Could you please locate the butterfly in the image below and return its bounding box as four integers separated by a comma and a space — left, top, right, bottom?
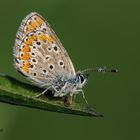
13, 12, 118, 105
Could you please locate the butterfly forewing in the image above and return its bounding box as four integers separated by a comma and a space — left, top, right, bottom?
14, 12, 75, 87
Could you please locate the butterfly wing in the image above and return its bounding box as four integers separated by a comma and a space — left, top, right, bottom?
14, 12, 75, 87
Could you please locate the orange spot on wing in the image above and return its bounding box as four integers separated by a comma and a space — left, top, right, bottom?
21, 53, 30, 60
30, 21, 37, 29
31, 35, 37, 41
39, 34, 47, 42
24, 38, 32, 45
22, 45, 30, 52
47, 35, 54, 43
22, 62, 30, 73
36, 17, 42, 26
25, 22, 37, 32
26, 24, 33, 31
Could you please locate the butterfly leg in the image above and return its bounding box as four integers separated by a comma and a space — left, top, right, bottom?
69, 93, 73, 105
33, 86, 52, 98
75, 89, 88, 104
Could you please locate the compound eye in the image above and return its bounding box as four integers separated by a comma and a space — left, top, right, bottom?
79, 75, 85, 84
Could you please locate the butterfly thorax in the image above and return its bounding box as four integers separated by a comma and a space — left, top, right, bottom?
51, 72, 88, 97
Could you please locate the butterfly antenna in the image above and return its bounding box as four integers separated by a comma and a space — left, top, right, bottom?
82, 66, 118, 74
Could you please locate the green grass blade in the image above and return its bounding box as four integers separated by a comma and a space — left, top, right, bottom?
0, 74, 103, 117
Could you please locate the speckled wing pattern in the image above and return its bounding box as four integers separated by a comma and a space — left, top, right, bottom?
14, 12, 75, 87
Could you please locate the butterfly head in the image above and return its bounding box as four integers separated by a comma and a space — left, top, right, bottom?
76, 71, 89, 89
75, 66, 118, 89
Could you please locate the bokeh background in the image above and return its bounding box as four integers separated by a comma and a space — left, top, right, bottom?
0, 0, 139, 140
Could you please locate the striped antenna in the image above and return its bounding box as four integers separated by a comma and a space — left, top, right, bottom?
81, 66, 118, 74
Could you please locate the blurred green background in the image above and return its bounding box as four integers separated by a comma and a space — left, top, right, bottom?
0, 0, 139, 140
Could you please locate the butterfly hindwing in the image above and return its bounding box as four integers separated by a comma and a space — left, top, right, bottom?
14, 12, 75, 87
